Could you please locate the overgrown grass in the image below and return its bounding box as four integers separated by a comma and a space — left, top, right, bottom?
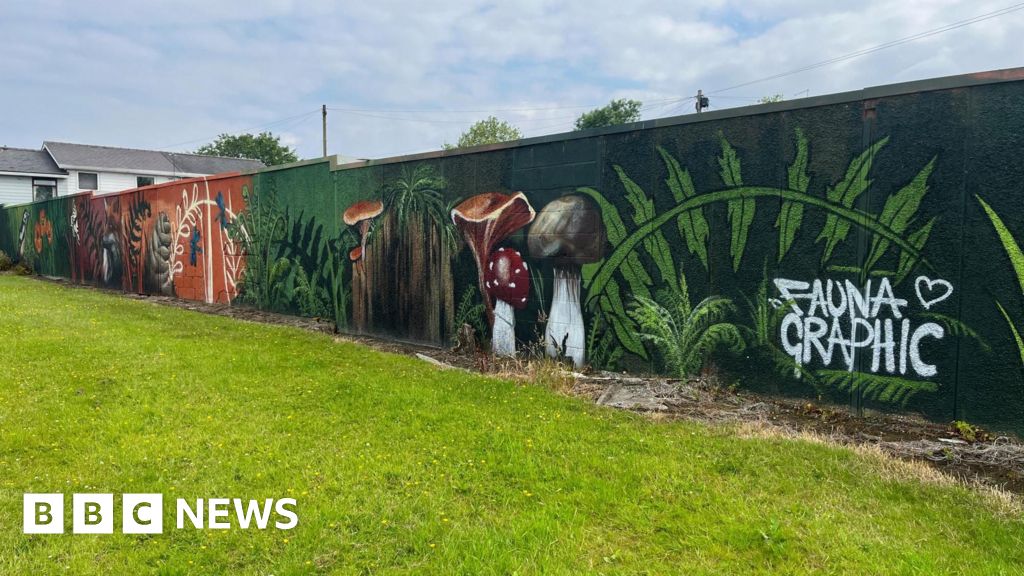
0, 275, 1022, 575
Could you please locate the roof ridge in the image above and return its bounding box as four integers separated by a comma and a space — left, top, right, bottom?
43, 140, 260, 163
163, 150, 263, 163
0, 146, 46, 152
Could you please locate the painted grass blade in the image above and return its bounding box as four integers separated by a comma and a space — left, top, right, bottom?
776, 128, 809, 262
995, 301, 1024, 367
976, 194, 1024, 296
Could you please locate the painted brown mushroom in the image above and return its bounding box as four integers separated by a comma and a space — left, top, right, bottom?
484, 247, 530, 356
451, 192, 535, 343
343, 199, 384, 332
527, 194, 606, 368
343, 199, 384, 261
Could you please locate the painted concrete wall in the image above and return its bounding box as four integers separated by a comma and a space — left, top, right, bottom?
3, 70, 1023, 434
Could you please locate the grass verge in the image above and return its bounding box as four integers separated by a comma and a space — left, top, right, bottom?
0, 275, 1022, 574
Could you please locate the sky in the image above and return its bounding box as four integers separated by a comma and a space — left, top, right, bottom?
1, 0, 1021, 161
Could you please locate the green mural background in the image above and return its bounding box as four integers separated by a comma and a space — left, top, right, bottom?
3, 72, 1023, 434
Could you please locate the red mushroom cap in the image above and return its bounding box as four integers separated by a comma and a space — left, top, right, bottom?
349, 246, 364, 261
484, 247, 530, 309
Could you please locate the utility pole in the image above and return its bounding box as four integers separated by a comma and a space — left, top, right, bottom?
695, 90, 709, 114
322, 104, 328, 157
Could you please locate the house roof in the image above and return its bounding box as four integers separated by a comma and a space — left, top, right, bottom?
43, 141, 264, 175
0, 147, 67, 176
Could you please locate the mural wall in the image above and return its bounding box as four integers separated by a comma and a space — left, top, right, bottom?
2, 74, 1023, 434
1, 174, 251, 304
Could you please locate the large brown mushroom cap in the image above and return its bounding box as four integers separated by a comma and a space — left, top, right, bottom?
450, 192, 535, 258
343, 199, 384, 226
527, 195, 606, 266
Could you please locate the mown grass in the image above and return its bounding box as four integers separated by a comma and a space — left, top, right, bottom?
0, 275, 1021, 575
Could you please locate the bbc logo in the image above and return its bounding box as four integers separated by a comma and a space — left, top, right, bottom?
24, 493, 163, 534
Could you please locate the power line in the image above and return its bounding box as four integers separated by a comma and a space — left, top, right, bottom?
710, 2, 1024, 95
152, 109, 321, 151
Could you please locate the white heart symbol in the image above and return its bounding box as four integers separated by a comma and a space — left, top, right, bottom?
915, 276, 953, 310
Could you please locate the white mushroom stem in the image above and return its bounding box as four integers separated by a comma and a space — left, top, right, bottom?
546, 266, 585, 368
492, 299, 516, 357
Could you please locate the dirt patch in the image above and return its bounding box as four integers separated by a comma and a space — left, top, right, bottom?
31, 275, 1024, 495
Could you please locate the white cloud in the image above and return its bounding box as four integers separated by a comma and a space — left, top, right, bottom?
0, 0, 1020, 159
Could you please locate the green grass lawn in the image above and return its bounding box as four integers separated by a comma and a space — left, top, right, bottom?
0, 275, 1021, 575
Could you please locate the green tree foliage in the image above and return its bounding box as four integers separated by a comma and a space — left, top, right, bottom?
574, 99, 642, 130
195, 132, 299, 167
759, 94, 784, 104
444, 117, 522, 149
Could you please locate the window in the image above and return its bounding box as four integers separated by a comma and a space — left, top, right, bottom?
33, 178, 57, 201
78, 172, 98, 190
137, 176, 155, 187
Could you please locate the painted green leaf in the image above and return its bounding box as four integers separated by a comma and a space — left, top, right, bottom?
776, 128, 809, 262
864, 158, 935, 277
584, 186, 927, 311
896, 217, 936, 284
718, 135, 754, 271
600, 279, 647, 358
976, 194, 1024, 296
577, 187, 653, 299
815, 136, 890, 264
657, 146, 709, 269
615, 165, 678, 292
995, 301, 1024, 367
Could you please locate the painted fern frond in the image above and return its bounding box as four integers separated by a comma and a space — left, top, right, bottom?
777, 127, 809, 262
719, 134, 754, 271
816, 136, 889, 264
816, 370, 937, 406
615, 165, 678, 292
864, 158, 935, 278
657, 146, 709, 269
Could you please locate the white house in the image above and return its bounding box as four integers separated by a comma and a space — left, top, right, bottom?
0, 142, 263, 205
0, 147, 69, 205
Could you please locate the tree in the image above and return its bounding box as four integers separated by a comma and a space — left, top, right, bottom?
444, 116, 522, 149
574, 99, 642, 131
195, 132, 298, 167
759, 94, 784, 104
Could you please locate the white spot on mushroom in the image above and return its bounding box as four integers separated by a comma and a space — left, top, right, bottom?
509, 282, 516, 288
489, 261, 494, 270
522, 262, 528, 270
485, 280, 490, 288
498, 247, 505, 252
514, 268, 520, 274
521, 297, 527, 303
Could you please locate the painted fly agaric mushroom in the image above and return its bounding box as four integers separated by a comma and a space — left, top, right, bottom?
527, 194, 606, 368
484, 247, 530, 356
343, 199, 384, 261
451, 192, 535, 332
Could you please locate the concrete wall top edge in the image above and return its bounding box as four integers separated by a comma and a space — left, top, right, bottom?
317, 65, 1024, 172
